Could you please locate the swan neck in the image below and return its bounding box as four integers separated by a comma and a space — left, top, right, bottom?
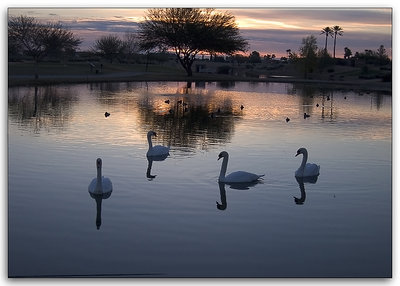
300, 151, 308, 170
96, 166, 102, 191
147, 133, 153, 149
219, 155, 229, 180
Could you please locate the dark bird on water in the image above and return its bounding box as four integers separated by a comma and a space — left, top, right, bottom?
304, 113, 310, 119
165, 99, 170, 104
104, 112, 110, 117
286, 117, 290, 122
240, 105, 244, 110
316, 103, 319, 107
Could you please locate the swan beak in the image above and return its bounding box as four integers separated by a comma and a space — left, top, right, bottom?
153, 132, 157, 137
217, 155, 222, 161
295, 152, 300, 157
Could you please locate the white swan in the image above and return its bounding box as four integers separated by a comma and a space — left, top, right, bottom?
295, 147, 320, 177
88, 158, 113, 194
146, 131, 170, 157
218, 151, 264, 183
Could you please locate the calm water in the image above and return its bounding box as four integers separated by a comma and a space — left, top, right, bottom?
8, 81, 392, 277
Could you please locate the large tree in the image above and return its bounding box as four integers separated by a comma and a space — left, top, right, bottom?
332, 25, 344, 59
8, 15, 81, 62
138, 8, 248, 76
8, 15, 81, 78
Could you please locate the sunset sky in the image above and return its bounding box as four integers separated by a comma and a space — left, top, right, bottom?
7, 5, 392, 59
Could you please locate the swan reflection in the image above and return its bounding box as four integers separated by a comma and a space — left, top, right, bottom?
216, 181, 262, 211
89, 191, 112, 230
146, 153, 169, 180
216, 182, 227, 210
294, 175, 319, 205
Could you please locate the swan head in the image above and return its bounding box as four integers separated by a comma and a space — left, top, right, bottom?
295, 148, 308, 157
218, 151, 229, 160
147, 130, 157, 137
96, 158, 102, 168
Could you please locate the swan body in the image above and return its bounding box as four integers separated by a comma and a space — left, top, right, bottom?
146, 131, 170, 157
295, 148, 320, 177
88, 158, 113, 194
218, 151, 264, 183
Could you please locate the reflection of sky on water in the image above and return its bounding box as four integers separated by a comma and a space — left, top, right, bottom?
8, 82, 391, 149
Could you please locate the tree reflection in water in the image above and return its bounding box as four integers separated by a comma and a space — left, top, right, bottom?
136, 83, 242, 151
8, 85, 77, 133
8, 82, 242, 152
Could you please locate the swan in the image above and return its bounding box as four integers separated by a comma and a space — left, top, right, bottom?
88, 158, 113, 194
218, 151, 264, 183
295, 147, 320, 177
146, 131, 170, 157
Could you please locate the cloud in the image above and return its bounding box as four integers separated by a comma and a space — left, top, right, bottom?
8, 7, 392, 57
230, 8, 391, 27
63, 19, 139, 33
240, 27, 392, 57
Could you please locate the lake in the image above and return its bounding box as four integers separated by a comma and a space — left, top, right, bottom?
8, 81, 392, 278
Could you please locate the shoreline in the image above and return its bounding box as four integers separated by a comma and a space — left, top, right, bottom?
8, 73, 392, 92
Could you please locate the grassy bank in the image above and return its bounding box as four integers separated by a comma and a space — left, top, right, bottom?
8, 61, 392, 92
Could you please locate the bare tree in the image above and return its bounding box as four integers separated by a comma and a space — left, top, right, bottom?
8, 15, 81, 78
42, 22, 82, 60
122, 31, 140, 61
92, 34, 123, 63
9, 15, 81, 61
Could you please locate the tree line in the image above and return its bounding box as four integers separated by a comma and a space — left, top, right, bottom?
9, 9, 391, 79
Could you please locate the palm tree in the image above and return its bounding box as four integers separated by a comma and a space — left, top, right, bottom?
332, 25, 344, 59
320, 27, 333, 53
